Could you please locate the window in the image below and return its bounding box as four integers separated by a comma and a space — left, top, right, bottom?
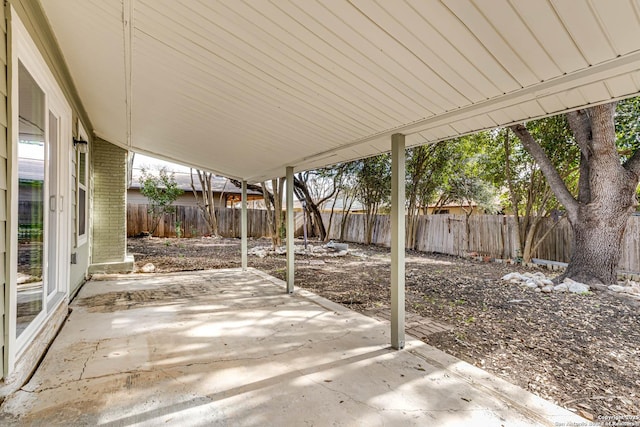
76, 124, 88, 245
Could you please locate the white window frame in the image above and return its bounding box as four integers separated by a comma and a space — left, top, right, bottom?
76, 123, 88, 246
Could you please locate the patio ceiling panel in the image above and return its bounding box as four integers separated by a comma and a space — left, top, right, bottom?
606, 73, 640, 98
39, 0, 640, 182
40, 0, 128, 146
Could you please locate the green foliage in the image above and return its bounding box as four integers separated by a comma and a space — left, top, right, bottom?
140, 167, 183, 234
615, 97, 640, 160
353, 154, 391, 244
355, 154, 391, 210
481, 115, 578, 217
175, 219, 182, 238
434, 134, 499, 214
406, 141, 458, 208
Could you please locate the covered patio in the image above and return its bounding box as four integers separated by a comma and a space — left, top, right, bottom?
39, 0, 640, 352
0, 268, 581, 425
4, 0, 639, 423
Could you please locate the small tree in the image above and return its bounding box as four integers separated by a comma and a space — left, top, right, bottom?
406, 139, 472, 249
292, 166, 345, 241
355, 154, 391, 245
482, 120, 578, 263
336, 169, 358, 241
190, 168, 221, 236
436, 168, 498, 252
139, 167, 183, 235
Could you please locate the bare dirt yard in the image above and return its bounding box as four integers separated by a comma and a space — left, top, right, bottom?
127, 236, 640, 421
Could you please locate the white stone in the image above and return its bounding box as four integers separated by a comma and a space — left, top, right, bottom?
533, 272, 546, 279
525, 282, 539, 289
17, 273, 31, 284
141, 263, 155, 273
608, 285, 625, 293
540, 279, 554, 287
534, 288, 541, 293
623, 286, 640, 295
501, 273, 521, 281
541, 286, 553, 293
554, 284, 568, 292
567, 282, 590, 294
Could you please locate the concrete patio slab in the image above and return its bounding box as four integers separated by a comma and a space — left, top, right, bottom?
0, 268, 583, 426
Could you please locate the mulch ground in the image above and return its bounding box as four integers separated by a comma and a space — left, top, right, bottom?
127, 236, 640, 420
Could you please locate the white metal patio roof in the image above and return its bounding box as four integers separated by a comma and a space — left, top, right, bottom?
41, 0, 640, 182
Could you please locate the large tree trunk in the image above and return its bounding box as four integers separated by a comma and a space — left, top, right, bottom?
564, 205, 631, 287
191, 169, 219, 236
510, 102, 640, 287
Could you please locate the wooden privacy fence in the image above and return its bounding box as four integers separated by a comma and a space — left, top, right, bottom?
322, 212, 640, 273
127, 204, 303, 238
127, 203, 640, 273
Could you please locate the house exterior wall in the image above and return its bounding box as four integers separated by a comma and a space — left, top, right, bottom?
90, 138, 130, 270
128, 188, 226, 208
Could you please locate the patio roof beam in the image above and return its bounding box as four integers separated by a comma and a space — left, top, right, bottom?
241, 180, 248, 271
286, 166, 295, 293
391, 133, 405, 350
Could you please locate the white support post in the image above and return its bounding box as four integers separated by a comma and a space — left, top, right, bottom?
286, 166, 295, 293
241, 180, 248, 271
391, 133, 405, 350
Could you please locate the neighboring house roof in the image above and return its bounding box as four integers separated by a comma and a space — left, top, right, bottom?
319, 197, 365, 212
427, 202, 479, 209
17, 158, 44, 182
129, 168, 261, 196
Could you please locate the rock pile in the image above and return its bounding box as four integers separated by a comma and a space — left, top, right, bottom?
501, 272, 590, 294
248, 243, 350, 258
501, 272, 640, 301
608, 280, 640, 300
140, 263, 156, 273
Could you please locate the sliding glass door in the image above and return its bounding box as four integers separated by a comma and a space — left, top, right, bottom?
16, 62, 46, 337
16, 61, 69, 341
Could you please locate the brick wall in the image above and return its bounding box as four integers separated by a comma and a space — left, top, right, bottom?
91, 138, 127, 263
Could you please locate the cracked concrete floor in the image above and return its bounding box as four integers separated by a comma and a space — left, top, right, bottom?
0, 268, 583, 426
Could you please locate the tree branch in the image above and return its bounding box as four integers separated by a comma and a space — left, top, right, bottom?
567, 110, 592, 160
509, 123, 579, 223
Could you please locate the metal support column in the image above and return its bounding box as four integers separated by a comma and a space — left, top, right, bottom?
286, 166, 295, 293
241, 180, 248, 271
391, 133, 405, 350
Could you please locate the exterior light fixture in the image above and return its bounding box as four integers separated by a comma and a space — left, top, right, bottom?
73, 138, 88, 153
